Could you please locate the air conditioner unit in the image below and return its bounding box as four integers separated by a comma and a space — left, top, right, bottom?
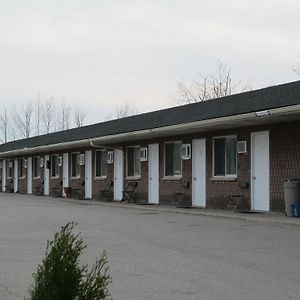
180, 144, 191, 160
9, 161, 13, 168
79, 154, 85, 166
140, 147, 148, 161
237, 141, 247, 154
24, 159, 28, 169
107, 151, 114, 164
58, 156, 63, 166
40, 157, 44, 168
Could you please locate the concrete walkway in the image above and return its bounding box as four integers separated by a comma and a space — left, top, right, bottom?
45, 195, 300, 227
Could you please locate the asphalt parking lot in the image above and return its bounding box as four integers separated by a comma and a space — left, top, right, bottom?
0, 194, 300, 300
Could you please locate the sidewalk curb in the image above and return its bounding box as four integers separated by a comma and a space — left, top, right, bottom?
55, 197, 300, 228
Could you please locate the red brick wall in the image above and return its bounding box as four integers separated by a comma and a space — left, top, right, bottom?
2, 120, 300, 212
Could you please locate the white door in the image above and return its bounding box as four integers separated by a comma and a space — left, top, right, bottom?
148, 144, 159, 204
251, 131, 269, 211
2, 160, 6, 192
63, 153, 69, 197
114, 149, 123, 201
192, 139, 206, 207
14, 159, 18, 193
27, 157, 32, 194
85, 150, 92, 199
44, 155, 50, 196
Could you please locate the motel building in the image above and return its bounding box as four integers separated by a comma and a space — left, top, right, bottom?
1, 80, 300, 212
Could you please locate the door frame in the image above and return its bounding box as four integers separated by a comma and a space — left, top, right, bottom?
192, 138, 206, 207
251, 131, 270, 211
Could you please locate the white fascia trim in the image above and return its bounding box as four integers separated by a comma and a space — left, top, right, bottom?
1, 104, 300, 158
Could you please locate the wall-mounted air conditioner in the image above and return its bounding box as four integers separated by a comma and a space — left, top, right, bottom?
107, 151, 114, 164
24, 159, 28, 168
140, 147, 148, 161
40, 157, 44, 168
237, 141, 247, 154
180, 144, 191, 160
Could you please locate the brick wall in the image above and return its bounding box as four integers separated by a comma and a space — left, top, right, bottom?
1, 120, 300, 212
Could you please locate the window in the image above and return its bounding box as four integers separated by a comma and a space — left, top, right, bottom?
7, 160, 13, 178
95, 150, 107, 178
51, 155, 59, 178
165, 142, 182, 177
71, 153, 81, 178
18, 158, 24, 178
33, 157, 41, 178
126, 146, 141, 178
213, 136, 237, 177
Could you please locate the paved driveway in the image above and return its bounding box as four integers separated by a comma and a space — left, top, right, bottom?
0, 194, 300, 300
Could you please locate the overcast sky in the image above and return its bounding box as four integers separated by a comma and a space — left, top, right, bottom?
0, 0, 299, 124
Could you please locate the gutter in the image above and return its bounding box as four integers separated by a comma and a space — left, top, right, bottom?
1, 104, 300, 158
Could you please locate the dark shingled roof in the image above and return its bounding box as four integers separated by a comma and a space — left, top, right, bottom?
1, 80, 300, 153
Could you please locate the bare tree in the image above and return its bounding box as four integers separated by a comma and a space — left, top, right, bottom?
13, 102, 34, 138
0, 109, 9, 143
114, 102, 138, 119
42, 96, 56, 134
35, 93, 42, 135
176, 60, 249, 104
73, 105, 87, 127
58, 102, 71, 131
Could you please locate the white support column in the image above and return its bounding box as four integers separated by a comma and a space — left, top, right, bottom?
44, 155, 50, 196
14, 159, 18, 193
27, 157, 32, 194
63, 153, 69, 197
85, 150, 92, 199
2, 160, 6, 192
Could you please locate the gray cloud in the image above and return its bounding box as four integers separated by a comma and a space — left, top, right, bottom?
0, 0, 299, 123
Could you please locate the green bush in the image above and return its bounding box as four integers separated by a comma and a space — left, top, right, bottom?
26, 222, 112, 300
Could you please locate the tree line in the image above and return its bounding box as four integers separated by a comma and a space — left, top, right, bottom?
0, 95, 87, 143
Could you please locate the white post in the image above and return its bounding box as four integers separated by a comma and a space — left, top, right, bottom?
85, 150, 92, 199
14, 159, 18, 193
44, 155, 50, 196
63, 153, 69, 197
27, 157, 32, 194
2, 160, 6, 192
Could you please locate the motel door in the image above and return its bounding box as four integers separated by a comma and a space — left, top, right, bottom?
114, 149, 124, 201
148, 144, 159, 204
27, 157, 32, 194
85, 150, 92, 199
44, 155, 50, 196
192, 139, 206, 207
251, 131, 270, 211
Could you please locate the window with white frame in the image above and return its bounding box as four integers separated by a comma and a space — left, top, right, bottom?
213, 136, 237, 177
51, 155, 59, 178
18, 158, 24, 178
71, 153, 81, 178
33, 157, 41, 178
164, 142, 182, 177
95, 150, 107, 178
7, 160, 13, 178
126, 146, 141, 178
